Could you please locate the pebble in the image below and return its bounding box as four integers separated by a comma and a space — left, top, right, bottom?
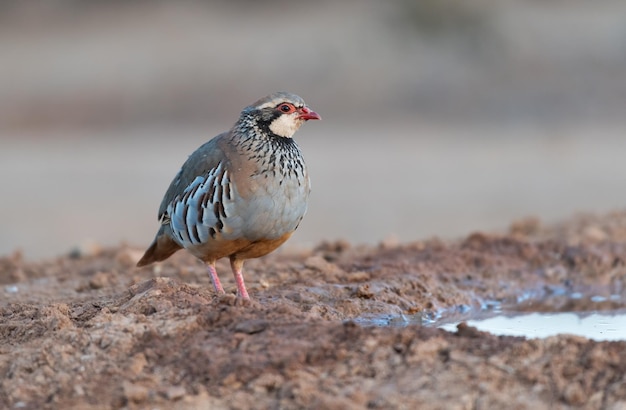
123, 382, 148, 403
583, 225, 608, 242
234, 319, 269, 334
127, 353, 147, 376
165, 386, 186, 400
304, 255, 334, 272
379, 234, 400, 249
115, 248, 144, 267
68, 241, 101, 259
562, 382, 585, 406
89, 271, 110, 289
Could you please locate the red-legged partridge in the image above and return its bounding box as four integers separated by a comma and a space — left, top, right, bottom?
137, 92, 320, 299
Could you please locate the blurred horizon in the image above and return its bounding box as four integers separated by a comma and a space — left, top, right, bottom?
2, 1, 626, 259
3, 0, 626, 130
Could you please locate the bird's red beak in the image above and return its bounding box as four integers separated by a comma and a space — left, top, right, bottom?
297, 106, 321, 121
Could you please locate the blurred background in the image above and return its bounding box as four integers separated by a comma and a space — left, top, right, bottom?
2, 0, 626, 259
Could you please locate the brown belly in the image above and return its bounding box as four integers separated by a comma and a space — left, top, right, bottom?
188, 232, 293, 262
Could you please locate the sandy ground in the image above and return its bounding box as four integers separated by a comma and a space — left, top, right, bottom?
3, 211, 626, 409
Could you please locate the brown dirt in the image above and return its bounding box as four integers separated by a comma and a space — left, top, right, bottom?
3, 212, 626, 409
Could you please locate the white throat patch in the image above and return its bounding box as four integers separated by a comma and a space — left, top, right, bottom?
269, 114, 302, 138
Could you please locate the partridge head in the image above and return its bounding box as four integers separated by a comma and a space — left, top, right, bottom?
137, 92, 320, 299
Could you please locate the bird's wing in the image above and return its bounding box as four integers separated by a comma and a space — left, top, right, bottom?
157, 133, 228, 222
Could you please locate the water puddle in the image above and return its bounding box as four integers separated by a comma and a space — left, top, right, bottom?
353, 312, 434, 328
353, 290, 626, 341
438, 310, 626, 341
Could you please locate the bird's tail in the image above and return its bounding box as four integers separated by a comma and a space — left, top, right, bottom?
136, 233, 182, 267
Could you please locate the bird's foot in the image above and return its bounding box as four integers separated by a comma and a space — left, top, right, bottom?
237, 286, 250, 300
217, 293, 257, 307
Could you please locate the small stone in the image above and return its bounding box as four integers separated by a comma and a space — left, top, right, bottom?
123, 382, 148, 403
89, 272, 109, 289
583, 225, 607, 242
127, 353, 147, 376
348, 271, 369, 282
250, 373, 284, 393
588, 392, 603, 409
165, 386, 186, 400
509, 216, 541, 236
355, 284, 374, 299
73, 385, 85, 396
221, 373, 240, 388
115, 248, 144, 267
218, 293, 238, 305
379, 234, 400, 249
393, 343, 406, 354
563, 382, 586, 406
304, 255, 333, 271
68, 241, 101, 259
455, 322, 483, 338
234, 319, 269, 334
363, 337, 378, 350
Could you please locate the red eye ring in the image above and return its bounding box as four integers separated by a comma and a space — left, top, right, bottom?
278, 103, 296, 113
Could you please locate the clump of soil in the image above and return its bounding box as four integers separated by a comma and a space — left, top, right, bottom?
2, 211, 626, 409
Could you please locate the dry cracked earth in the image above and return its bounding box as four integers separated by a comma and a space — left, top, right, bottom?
3, 212, 626, 409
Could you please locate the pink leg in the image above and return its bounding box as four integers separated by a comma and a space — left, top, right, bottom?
230, 258, 250, 299
207, 262, 225, 294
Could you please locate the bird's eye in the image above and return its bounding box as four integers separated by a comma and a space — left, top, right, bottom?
278, 103, 295, 113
